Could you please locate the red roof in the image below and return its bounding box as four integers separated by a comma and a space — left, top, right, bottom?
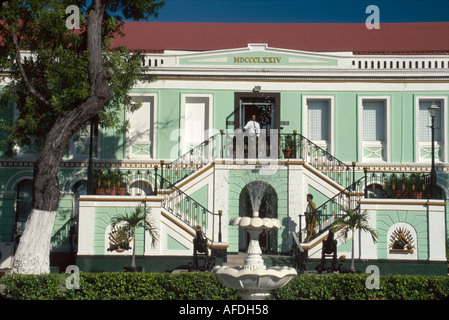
114, 21, 449, 55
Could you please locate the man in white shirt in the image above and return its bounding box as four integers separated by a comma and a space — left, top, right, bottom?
243, 114, 260, 137
242, 114, 260, 158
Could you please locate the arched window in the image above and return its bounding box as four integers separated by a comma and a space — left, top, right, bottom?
365, 183, 384, 198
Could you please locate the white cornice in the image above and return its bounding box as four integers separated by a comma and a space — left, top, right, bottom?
140, 43, 449, 79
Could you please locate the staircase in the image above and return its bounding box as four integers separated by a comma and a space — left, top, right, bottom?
154, 130, 360, 259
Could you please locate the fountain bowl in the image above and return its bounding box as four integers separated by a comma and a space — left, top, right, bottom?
212, 265, 297, 300
213, 210, 297, 300
229, 211, 281, 230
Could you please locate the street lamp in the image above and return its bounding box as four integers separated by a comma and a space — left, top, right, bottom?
428, 103, 439, 199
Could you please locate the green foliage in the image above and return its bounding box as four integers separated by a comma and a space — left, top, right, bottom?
0, 273, 66, 300
0, 0, 164, 154
94, 169, 126, 188
110, 204, 159, 249
0, 272, 239, 300
270, 274, 449, 300
331, 208, 378, 244
383, 173, 428, 198
1, 272, 448, 300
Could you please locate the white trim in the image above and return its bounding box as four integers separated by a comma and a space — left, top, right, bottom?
180, 93, 214, 155
302, 95, 335, 155
357, 95, 391, 162
414, 95, 448, 163
127, 93, 158, 160
5, 172, 33, 192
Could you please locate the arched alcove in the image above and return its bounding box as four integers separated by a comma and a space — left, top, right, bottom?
129, 180, 153, 196
238, 181, 278, 253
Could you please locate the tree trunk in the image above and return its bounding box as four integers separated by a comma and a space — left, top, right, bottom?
350, 230, 355, 272
131, 232, 136, 269
11, 210, 56, 274
12, 0, 113, 274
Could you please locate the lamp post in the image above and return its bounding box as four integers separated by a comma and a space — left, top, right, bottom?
428, 103, 439, 199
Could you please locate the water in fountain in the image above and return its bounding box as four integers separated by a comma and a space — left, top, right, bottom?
246, 181, 268, 215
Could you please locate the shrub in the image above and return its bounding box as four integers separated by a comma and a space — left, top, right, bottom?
270, 274, 449, 300
1, 272, 448, 300
1, 272, 238, 300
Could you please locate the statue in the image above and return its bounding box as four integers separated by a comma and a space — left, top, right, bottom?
291, 232, 307, 274
190, 225, 213, 271
316, 230, 341, 273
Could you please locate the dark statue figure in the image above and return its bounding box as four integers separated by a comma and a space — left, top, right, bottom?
190, 225, 214, 271
316, 230, 343, 273
291, 232, 308, 274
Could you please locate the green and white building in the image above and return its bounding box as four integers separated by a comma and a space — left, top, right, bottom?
1, 22, 448, 275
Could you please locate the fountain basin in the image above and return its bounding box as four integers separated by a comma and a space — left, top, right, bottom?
212, 265, 297, 300
214, 210, 297, 299
229, 216, 281, 229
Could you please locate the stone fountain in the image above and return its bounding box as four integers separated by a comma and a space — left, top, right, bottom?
212, 209, 297, 300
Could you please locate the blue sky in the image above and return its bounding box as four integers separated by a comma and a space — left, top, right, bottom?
155, 0, 449, 23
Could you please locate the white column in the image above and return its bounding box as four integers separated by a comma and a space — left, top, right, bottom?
77, 198, 96, 255
288, 164, 304, 237
144, 199, 163, 255
428, 201, 447, 261
213, 165, 229, 244
358, 205, 378, 260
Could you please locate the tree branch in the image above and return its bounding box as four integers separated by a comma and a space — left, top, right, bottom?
87, 0, 108, 89
11, 32, 52, 108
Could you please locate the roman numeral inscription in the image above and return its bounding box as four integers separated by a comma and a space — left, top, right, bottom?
233, 56, 282, 64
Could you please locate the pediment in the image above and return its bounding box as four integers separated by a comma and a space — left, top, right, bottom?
177, 43, 348, 68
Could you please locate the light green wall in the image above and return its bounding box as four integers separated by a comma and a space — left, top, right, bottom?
167, 234, 189, 250
280, 92, 301, 132
179, 51, 338, 67
51, 196, 74, 250
308, 185, 330, 210
145, 88, 448, 163
94, 206, 145, 255
376, 209, 428, 260
335, 92, 357, 161
3, 88, 447, 163
157, 90, 181, 159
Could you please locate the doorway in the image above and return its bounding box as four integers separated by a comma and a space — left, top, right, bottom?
234, 92, 280, 132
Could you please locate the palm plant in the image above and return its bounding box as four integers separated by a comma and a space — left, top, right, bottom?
110, 205, 159, 271
331, 207, 378, 272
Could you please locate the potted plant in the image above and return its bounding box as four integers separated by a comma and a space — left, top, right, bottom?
282, 134, 296, 159
407, 173, 424, 199
110, 205, 159, 272
94, 169, 127, 195
384, 173, 426, 199
384, 174, 406, 198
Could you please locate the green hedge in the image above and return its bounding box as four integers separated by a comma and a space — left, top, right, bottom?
270, 274, 449, 300
1, 272, 448, 300
0, 272, 238, 300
